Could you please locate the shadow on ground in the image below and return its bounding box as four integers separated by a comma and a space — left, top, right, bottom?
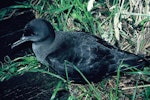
0, 72, 70, 100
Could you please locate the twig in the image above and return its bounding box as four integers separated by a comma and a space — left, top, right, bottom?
122, 84, 150, 90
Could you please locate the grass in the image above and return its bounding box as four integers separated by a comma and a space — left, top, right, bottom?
0, 0, 150, 99
0, 55, 40, 81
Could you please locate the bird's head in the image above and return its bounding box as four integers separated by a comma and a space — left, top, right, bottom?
12, 19, 55, 48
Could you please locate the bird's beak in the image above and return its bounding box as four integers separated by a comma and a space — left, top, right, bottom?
11, 35, 29, 49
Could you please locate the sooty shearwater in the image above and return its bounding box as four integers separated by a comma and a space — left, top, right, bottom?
12, 19, 149, 82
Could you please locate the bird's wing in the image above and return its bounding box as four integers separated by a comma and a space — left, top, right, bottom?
46, 32, 147, 82
45, 32, 117, 81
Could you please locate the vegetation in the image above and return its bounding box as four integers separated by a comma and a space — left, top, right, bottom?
0, 0, 150, 99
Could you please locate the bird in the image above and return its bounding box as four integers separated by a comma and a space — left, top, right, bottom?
12, 18, 149, 83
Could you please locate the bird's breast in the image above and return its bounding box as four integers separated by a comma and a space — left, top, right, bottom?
32, 43, 51, 64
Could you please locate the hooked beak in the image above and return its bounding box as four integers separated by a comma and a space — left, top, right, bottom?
11, 36, 28, 49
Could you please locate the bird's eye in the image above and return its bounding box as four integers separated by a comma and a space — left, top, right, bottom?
24, 29, 35, 36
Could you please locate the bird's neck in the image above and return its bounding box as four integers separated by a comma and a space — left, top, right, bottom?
32, 37, 54, 64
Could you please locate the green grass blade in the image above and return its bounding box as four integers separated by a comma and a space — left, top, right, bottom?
50, 81, 62, 100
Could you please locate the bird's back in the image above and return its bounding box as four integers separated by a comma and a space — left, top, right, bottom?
45, 31, 148, 82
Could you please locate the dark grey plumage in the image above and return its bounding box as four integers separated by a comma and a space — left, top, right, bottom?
12, 19, 149, 82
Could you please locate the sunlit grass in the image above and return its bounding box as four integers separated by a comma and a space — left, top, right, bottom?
0, 55, 40, 81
